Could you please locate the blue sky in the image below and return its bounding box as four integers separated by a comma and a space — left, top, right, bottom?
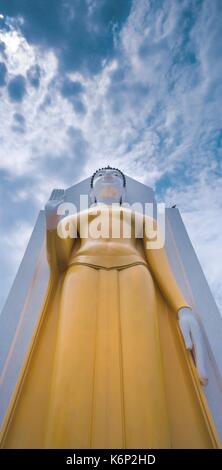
0, 0, 222, 313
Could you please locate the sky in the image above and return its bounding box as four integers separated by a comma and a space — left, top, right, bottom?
0, 0, 221, 314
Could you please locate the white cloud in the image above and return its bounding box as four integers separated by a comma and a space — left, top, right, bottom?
0, 0, 221, 314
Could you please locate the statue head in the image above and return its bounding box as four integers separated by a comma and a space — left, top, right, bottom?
90, 165, 126, 205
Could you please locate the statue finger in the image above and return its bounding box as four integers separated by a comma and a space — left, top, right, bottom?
179, 317, 193, 349
191, 331, 208, 385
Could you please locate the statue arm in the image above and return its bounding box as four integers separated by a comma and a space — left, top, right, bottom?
45, 190, 77, 273
142, 216, 190, 312
142, 215, 208, 384
46, 227, 75, 273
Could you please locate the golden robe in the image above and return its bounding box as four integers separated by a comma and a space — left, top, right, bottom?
1, 206, 220, 448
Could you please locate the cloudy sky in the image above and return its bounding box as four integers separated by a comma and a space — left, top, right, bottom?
0, 0, 221, 313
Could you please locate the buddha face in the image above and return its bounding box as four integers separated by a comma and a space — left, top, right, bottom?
92, 169, 125, 205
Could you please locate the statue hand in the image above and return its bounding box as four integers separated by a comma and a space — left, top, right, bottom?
178, 307, 208, 386
45, 189, 65, 230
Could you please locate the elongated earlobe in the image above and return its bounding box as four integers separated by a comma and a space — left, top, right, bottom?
121, 187, 126, 204
89, 188, 97, 205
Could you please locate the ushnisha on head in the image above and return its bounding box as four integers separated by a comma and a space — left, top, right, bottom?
90, 165, 126, 205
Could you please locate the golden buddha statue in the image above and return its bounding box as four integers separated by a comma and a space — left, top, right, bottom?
43, 167, 219, 448
1, 167, 220, 449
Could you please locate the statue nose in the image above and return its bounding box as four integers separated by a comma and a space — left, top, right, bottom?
104, 175, 113, 181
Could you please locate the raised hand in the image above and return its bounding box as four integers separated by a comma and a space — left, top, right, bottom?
45, 189, 65, 230
178, 307, 208, 386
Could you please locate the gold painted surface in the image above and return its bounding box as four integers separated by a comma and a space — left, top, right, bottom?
1, 208, 220, 448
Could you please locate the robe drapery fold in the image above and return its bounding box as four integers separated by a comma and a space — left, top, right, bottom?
1, 207, 219, 448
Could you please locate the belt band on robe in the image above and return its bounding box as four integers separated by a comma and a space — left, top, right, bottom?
68, 254, 148, 270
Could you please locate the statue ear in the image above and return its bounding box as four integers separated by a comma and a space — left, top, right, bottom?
120, 187, 126, 205
89, 188, 96, 204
